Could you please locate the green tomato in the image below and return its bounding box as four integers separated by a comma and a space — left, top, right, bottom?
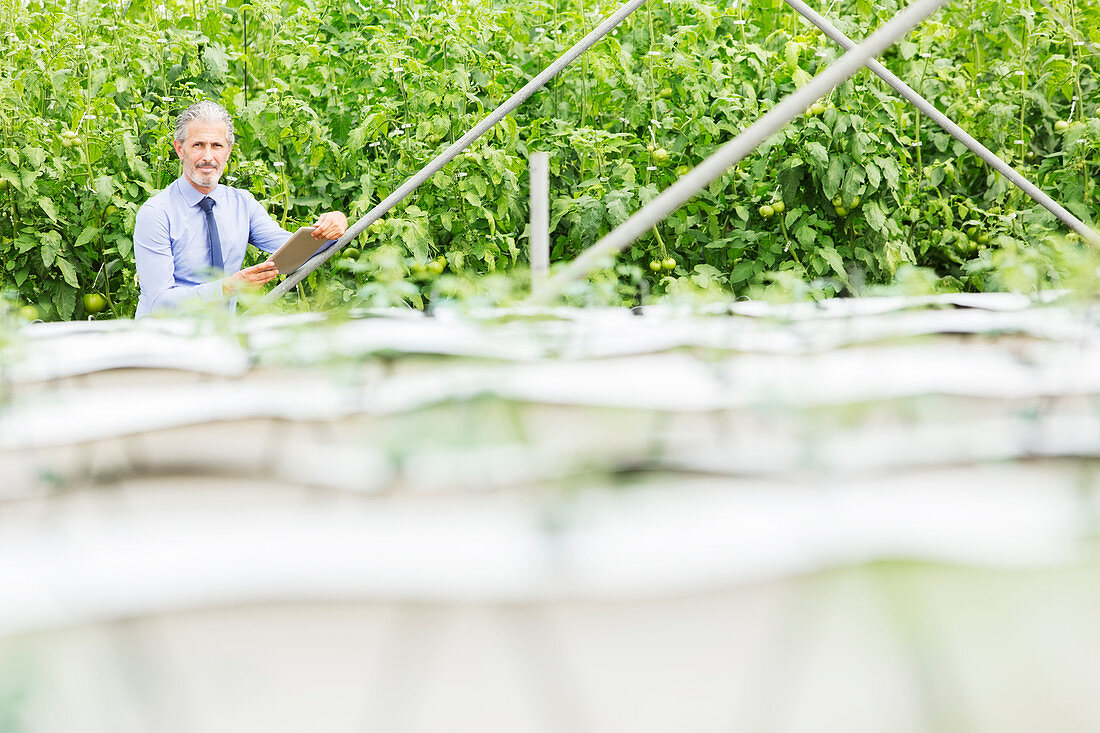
772, 200, 785, 214
19, 305, 39, 321
428, 259, 445, 275
1055, 120, 1070, 133
809, 102, 827, 116
834, 206, 848, 217
652, 147, 670, 163
758, 204, 775, 218
662, 257, 676, 271
658, 87, 672, 99
0, 179, 8, 191
342, 247, 360, 260
675, 164, 691, 176
850, 196, 861, 208
649, 259, 662, 272
82, 293, 108, 314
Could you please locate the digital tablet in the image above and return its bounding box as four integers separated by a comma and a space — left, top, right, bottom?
268, 226, 322, 274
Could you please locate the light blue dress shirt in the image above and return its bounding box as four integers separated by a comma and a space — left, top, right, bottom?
133, 176, 299, 317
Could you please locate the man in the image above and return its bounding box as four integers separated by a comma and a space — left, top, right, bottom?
133, 100, 348, 316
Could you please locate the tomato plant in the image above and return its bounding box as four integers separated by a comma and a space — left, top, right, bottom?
0, 0, 1098, 318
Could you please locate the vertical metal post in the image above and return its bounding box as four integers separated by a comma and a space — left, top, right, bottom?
527, 0, 952, 304
253, 0, 652, 309
529, 152, 550, 293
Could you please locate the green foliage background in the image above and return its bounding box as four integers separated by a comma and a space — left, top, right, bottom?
1, 0, 1099, 318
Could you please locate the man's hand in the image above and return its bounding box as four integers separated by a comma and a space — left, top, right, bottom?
312, 211, 349, 241
222, 261, 280, 297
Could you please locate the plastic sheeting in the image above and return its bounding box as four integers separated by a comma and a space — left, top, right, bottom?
1, 294, 1098, 733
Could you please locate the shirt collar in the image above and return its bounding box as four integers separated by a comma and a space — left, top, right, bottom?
174, 175, 225, 208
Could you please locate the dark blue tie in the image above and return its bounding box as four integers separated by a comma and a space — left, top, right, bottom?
197, 196, 224, 272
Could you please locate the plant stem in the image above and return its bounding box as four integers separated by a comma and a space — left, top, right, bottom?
243, 8, 249, 107
651, 224, 667, 258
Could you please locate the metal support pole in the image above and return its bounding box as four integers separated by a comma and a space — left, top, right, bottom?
529, 152, 550, 293
785, 0, 1100, 248
527, 0, 952, 305
254, 0, 651, 309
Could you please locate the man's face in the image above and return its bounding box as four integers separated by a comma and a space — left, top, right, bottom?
174, 120, 232, 193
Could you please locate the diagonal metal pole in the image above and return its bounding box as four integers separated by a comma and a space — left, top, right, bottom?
785, 0, 1100, 248
527, 0, 953, 305
253, 0, 651, 309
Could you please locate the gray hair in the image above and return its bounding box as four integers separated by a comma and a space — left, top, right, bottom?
174, 101, 235, 145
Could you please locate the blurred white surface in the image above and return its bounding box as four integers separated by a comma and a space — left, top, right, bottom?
1, 294, 1098, 733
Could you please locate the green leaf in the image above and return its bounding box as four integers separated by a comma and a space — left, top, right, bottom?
824, 156, 845, 199
841, 166, 866, 200
806, 141, 829, 168
819, 245, 847, 280
41, 230, 62, 268
691, 263, 723, 288
550, 196, 574, 231
874, 156, 901, 189
38, 197, 60, 223
399, 218, 430, 261
567, 195, 604, 241
729, 260, 756, 285
604, 189, 634, 226
470, 175, 487, 198
21, 169, 42, 191
865, 162, 881, 189
864, 200, 887, 232
0, 165, 20, 191
53, 283, 77, 321
122, 131, 149, 180
794, 220, 816, 247
15, 232, 37, 254
76, 226, 101, 248
56, 256, 80, 288
23, 146, 46, 169
347, 124, 367, 151
94, 175, 116, 204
